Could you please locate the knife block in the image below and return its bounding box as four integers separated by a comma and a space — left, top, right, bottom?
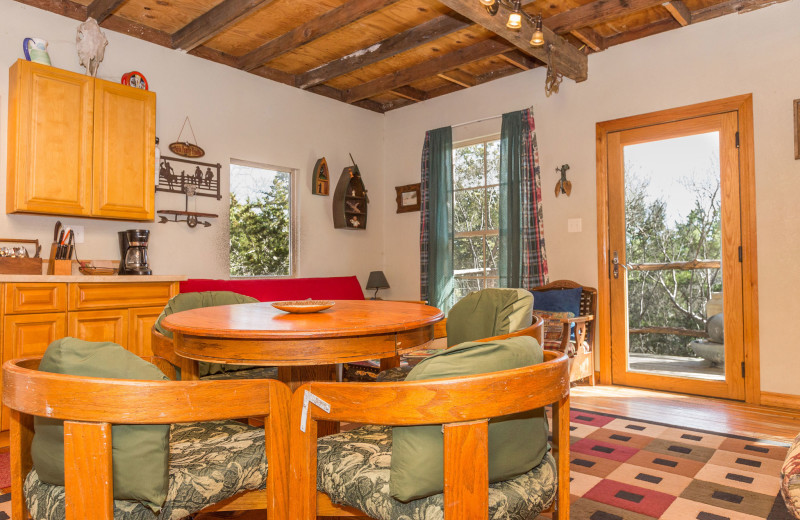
47, 244, 72, 275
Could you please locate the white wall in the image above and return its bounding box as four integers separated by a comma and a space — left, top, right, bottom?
0, 0, 385, 288
381, 1, 800, 396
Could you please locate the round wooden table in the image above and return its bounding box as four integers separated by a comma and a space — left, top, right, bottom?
161, 300, 444, 389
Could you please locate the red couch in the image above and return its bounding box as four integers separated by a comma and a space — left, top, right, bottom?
179, 276, 365, 301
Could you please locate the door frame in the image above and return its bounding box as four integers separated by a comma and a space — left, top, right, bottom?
595, 94, 760, 404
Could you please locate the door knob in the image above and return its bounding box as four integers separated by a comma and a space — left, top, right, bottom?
612, 251, 629, 279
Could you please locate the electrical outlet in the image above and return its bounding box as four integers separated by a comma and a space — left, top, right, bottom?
568, 218, 582, 233
71, 225, 85, 243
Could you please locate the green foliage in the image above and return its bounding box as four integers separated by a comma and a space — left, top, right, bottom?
625, 165, 722, 356
229, 172, 290, 277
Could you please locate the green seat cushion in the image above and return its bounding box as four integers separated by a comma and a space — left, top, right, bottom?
390, 336, 548, 502
446, 288, 533, 347
24, 420, 267, 520
155, 291, 259, 377
319, 425, 556, 520
31, 338, 170, 512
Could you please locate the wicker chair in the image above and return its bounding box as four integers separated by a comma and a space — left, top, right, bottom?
3, 355, 290, 520
531, 279, 596, 385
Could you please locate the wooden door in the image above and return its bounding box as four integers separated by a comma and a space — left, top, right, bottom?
92, 79, 155, 220
128, 306, 163, 358
68, 309, 128, 348
600, 103, 753, 401
7, 60, 93, 216
2, 313, 67, 429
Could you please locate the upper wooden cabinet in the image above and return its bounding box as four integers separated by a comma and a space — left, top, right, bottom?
7, 60, 155, 220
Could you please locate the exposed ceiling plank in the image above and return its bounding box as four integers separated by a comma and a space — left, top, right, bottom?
545, 0, 666, 33
423, 82, 468, 101
306, 85, 386, 112
15, 0, 87, 20
381, 98, 419, 111
571, 28, 605, 51
692, 0, 790, 23
250, 65, 297, 86
663, 0, 692, 25
295, 14, 471, 90
604, 17, 679, 47
390, 86, 428, 101
87, 0, 125, 23
437, 69, 477, 88
239, 0, 400, 72
172, 0, 274, 51
499, 50, 538, 70
345, 38, 511, 102
436, 0, 587, 82
476, 65, 522, 84
189, 45, 298, 87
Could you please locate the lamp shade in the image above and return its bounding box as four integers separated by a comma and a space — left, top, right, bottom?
366, 271, 390, 290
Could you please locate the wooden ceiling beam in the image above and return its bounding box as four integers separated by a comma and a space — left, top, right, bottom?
437, 69, 477, 88
499, 50, 538, 70
87, 0, 126, 23
545, 0, 667, 33
692, 0, 790, 23
390, 86, 428, 102
295, 14, 471, 90
663, 0, 692, 25
345, 38, 511, 102
435, 0, 587, 82
571, 28, 605, 51
308, 84, 386, 112
604, 17, 678, 47
238, 0, 401, 71
172, 0, 274, 51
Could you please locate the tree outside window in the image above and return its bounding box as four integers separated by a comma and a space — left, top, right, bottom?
229, 162, 294, 277
453, 138, 500, 301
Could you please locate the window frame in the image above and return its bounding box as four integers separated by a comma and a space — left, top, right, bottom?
452, 134, 501, 298
228, 158, 298, 279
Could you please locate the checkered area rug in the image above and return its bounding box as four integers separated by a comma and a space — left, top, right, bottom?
561, 409, 794, 520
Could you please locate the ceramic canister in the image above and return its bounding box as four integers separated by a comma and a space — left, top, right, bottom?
23, 38, 51, 65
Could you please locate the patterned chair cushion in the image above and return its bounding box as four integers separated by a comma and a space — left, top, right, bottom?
201, 366, 278, 380
317, 425, 556, 520
24, 420, 267, 520
534, 310, 575, 353
375, 366, 411, 382
781, 432, 800, 518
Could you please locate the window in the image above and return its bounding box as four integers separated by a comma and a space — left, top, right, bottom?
453, 137, 500, 301
229, 160, 295, 277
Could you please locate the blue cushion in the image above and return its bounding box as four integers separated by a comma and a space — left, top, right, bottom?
532, 287, 582, 318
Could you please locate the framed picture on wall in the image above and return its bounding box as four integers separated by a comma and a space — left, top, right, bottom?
795, 99, 800, 160
395, 183, 421, 213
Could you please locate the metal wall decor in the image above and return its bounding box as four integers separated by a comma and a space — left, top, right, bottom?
554, 164, 571, 197
156, 155, 222, 200
157, 184, 218, 228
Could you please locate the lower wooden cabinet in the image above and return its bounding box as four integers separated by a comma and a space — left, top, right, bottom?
0, 281, 178, 431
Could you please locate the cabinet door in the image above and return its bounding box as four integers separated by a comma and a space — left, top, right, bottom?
92, 79, 155, 220
7, 60, 93, 216
68, 309, 128, 348
2, 313, 67, 430
128, 306, 163, 358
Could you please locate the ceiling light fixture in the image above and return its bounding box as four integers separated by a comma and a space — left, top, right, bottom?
480, 0, 545, 47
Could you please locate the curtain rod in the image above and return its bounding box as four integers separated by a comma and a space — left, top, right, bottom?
451, 114, 502, 129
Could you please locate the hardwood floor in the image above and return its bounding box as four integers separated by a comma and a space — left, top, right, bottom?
569, 384, 800, 443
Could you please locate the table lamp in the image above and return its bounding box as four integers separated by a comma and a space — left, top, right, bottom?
366, 271, 390, 300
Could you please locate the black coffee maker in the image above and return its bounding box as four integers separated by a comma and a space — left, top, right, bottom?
118, 230, 152, 275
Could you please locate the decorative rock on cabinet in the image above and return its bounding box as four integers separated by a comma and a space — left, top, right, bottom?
6, 59, 156, 220
0, 279, 179, 431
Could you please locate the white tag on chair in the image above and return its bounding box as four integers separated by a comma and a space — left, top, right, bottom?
300, 390, 332, 433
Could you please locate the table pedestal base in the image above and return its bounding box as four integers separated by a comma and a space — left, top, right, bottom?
278, 365, 339, 436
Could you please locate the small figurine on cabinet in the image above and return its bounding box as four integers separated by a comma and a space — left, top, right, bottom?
349, 216, 361, 228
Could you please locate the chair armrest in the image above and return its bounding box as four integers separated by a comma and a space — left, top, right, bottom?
554, 314, 594, 324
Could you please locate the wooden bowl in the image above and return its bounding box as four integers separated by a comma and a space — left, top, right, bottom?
271, 300, 335, 313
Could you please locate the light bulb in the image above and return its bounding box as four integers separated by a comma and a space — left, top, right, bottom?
530, 29, 544, 46
479, 0, 495, 6
506, 12, 522, 29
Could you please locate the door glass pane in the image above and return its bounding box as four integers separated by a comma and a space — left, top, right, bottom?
623, 132, 724, 381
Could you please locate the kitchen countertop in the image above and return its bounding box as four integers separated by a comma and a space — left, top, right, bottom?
0, 275, 187, 283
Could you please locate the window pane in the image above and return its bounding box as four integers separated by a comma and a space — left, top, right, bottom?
486, 235, 499, 277
454, 189, 485, 233
486, 140, 500, 185
229, 163, 292, 277
454, 237, 485, 274
455, 278, 481, 301
486, 186, 499, 231
483, 278, 498, 289
454, 144, 485, 189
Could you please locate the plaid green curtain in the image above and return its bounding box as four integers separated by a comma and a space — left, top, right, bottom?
419, 127, 454, 312
499, 109, 549, 289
